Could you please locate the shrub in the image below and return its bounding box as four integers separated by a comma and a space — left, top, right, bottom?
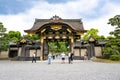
102, 53, 111, 59
109, 54, 120, 61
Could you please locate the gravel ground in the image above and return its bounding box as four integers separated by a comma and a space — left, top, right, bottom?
0, 60, 120, 80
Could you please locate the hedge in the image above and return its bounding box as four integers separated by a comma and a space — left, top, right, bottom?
109, 54, 120, 61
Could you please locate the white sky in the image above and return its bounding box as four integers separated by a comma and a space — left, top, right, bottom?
0, 0, 120, 37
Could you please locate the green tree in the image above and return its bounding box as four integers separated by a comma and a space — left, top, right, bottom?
24, 34, 39, 40
0, 22, 9, 56
106, 36, 114, 40
108, 15, 120, 38
48, 42, 57, 54
48, 42, 69, 54
0, 22, 6, 38
103, 15, 120, 59
83, 28, 105, 40
7, 31, 21, 42
56, 42, 68, 53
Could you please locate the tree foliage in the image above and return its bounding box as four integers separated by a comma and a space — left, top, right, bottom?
103, 15, 120, 59
108, 15, 120, 38
0, 22, 9, 55
48, 42, 69, 54
7, 31, 21, 42
0, 22, 6, 38
83, 28, 105, 40
24, 34, 39, 40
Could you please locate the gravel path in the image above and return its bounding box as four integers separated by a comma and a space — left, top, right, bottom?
0, 60, 120, 80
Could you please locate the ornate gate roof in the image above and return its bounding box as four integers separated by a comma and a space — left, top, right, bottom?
24, 15, 86, 33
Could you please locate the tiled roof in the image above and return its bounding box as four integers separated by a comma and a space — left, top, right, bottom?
24, 16, 85, 33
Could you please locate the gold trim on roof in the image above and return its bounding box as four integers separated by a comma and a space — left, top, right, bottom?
67, 28, 71, 33
51, 25, 62, 31
41, 29, 46, 33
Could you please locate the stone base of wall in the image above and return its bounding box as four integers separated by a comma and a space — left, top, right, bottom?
73, 56, 84, 60
0, 57, 9, 60
11, 56, 40, 61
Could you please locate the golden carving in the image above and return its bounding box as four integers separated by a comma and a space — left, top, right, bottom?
55, 32, 59, 34
76, 39, 80, 41
89, 37, 95, 42
55, 35, 60, 39
41, 37, 44, 43
48, 36, 53, 39
62, 35, 66, 39
67, 28, 71, 33
76, 32, 84, 35
51, 25, 61, 30
63, 32, 66, 34
20, 39, 26, 43
41, 29, 46, 33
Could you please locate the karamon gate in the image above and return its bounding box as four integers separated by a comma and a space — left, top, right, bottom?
8, 15, 105, 61
24, 15, 86, 60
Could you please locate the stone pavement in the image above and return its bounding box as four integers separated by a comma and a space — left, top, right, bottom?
0, 59, 120, 80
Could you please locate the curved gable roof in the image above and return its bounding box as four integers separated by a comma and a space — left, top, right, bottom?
24, 16, 85, 33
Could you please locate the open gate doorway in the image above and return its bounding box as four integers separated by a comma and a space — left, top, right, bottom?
43, 39, 71, 60
9, 50, 18, 58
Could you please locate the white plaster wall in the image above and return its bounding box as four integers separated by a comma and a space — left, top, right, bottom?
36, 50, 40, 56
74, 48, 87, 57
0, 51, 8, 58
81, 49, 87, 56
74, 49, 80, 56
30, 50, 35, 57
95, 47, 102, 57
30, 49, 41, 57
18, 48, 21, 56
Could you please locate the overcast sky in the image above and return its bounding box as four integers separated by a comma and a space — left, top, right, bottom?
0, 0, 120, 37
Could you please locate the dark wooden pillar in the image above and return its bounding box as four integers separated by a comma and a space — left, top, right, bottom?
88, 35, 96, 58
21, 45, 26, 57
89, 42, 95, 57
43, 40, 49, 60
86, 46, 90, 60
